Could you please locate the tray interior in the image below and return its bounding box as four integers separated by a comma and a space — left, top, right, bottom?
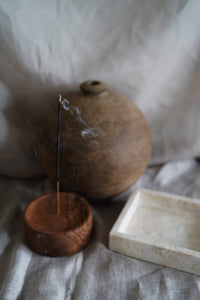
118, 190, 200, 252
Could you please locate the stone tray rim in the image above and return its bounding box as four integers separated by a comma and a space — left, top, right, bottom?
109, 188, 200, 275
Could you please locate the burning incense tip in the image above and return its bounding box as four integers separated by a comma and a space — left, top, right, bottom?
59, 94, 62, 103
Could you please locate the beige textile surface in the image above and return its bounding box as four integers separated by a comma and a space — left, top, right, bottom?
0, 0, 200, 178
0, 159, 200, 299
0, 0, 200, 299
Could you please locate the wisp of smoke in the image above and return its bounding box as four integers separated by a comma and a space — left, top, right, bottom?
61, 97, 104, 141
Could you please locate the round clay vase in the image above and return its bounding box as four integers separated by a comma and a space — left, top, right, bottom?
39, 80, 152, 202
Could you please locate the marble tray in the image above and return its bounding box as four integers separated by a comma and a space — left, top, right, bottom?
109, 188, 200, 275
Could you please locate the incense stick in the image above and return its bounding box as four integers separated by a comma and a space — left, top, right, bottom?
57, 94, 62, 215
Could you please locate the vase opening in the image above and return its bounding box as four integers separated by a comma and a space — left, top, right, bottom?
80, 80, 108, 94
88, 81, 100, 86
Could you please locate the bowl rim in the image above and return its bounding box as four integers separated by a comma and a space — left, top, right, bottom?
24, 192, 93, 236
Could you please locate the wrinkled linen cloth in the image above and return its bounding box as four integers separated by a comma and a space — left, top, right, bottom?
0, 0, 200, 178
1, 0, 200, 299
0, 158, 200, 300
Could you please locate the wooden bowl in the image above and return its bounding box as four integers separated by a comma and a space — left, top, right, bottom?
24, 192, 93, 256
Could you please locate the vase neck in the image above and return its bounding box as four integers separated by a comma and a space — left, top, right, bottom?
80, 80, 108, 94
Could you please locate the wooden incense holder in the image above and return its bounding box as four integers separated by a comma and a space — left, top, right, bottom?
24, 192, 93, 256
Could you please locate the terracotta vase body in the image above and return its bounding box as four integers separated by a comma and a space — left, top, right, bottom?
39, 81, 152, 202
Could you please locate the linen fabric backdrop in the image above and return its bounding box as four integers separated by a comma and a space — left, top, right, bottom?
0, 0, 200, 299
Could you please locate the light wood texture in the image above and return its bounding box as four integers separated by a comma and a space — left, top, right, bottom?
109, 188, 200, 276
24, 192, 93, 256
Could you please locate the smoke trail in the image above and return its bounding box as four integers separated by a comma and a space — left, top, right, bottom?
61, 97, 104, 140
